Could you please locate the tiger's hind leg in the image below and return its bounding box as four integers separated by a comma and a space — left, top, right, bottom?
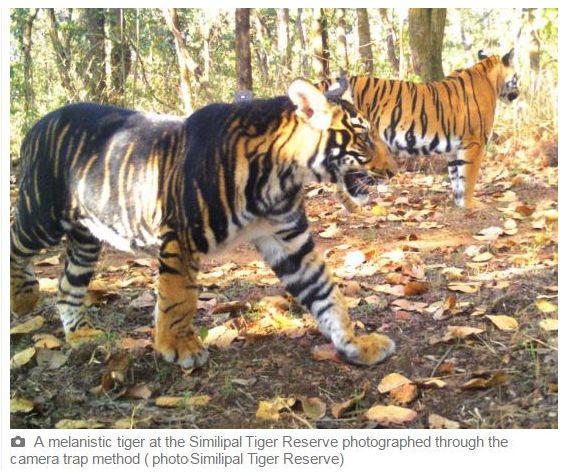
57, 224, 104, 346
11, 213, 64, 315
154, 226, 208, 369
448, 143, 485, 208
11, 225, 42, 315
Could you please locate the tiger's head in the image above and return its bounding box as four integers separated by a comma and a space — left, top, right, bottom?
479, 49, 519, 104
288, 77, 396, 206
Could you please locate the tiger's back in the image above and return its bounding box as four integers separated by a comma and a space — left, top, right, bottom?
321, 50, 519, 207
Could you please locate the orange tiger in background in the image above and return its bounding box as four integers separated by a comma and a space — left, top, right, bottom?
320, 50, 519, 208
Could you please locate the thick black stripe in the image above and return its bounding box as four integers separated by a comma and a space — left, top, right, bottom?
271, 237, 315, 277
286, 263, 326, 297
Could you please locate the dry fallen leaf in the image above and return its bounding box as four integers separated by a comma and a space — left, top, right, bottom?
39, 277, 58, 292
389, 383, 418, 405
10, 398, 35, 414
256, 397, 296, 421
539, 319, 558, 332
462, 373, 510, 390
36, 255, 60, 266
311, 343, 343, 363
204, 325, 238, 349
377, 373, 413, 393
415, 378, 447, 389
371, 205, 387, 217
120, 337, 153, 351
211, 301, 251, 315
55, 419, 105, 429
297, 397, 326, 420
391, 299, 428, 313
403, 281, 430, 296
10, 347, 36, 369
10, 316, 45, 335
331, 382, 370, 418
536, 299, 557, 313
429, 413, 460, 429
402, 263, 425, 280
33, 333, 63, 349
474, 226, 504, 241
433, 326, 484, 345
365, 404, 417, 425
125, 384, 152, 400
447, 282, 481, 294
472, 251, 493, 263
486, 315, 519, 331
442, 267, 466, 281
155, 394, 211, 408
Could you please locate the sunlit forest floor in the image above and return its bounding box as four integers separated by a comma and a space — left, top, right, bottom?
10, 135, 557, 429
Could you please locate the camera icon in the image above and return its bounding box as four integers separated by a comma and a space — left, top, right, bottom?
11, 436, 25, 448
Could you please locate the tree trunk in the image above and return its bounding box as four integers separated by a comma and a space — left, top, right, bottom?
16, 9, 39, 125
408, 8, 447, 82
253, 12, 270, 85
235, 8, 253, 91
47, 8, 76, 98
336, 9, 349, 71
296, 8, 309, 76
378, 9, 400, 74
356, 8, 373, 75
312, 8, 330, 80
526, 9, 541, 74
107, 9, 131, 106
277, 9, 291, 72
81, 8, 106, 102
163, 8, 196, 115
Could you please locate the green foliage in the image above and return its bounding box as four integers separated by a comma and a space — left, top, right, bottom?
9, 8, 558, 160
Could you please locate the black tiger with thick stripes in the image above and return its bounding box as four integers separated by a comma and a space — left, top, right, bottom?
319, 50, 519, 208
11, 79, 396, 369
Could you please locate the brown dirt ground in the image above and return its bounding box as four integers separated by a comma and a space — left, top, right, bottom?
10, 138, 558, 429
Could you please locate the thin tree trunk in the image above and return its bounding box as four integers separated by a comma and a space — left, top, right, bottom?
107, 9, 131, 105
162, 8, 196, 114
47, 8, 76, 98
336, 9, 349, 71
253, 11, 270, 85
378, 9, 400, 74
408, 8, 447, 81
312, 8, 330, 80
81, 8, 106, 102
235, 8, 253, 91
356, 8, 373, 75
296, 8, 309, 76
277, 9, 290, 72
19, 9, 39, 124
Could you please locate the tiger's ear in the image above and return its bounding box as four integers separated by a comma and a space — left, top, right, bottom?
502, 48, 515, 67
288, 79, 332, 130
478, 49, 488, 60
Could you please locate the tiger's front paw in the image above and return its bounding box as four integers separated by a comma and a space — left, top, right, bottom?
337, 332, 395, 366
155, 334, 209, 369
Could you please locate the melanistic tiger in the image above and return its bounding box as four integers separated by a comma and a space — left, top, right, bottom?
11, 79, 397, 369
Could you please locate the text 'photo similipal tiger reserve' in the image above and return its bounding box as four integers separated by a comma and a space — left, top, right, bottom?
9, 8, 557, 429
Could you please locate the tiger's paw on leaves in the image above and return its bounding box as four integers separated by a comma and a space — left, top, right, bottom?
338, 333, 396, 366
155, 334, 209, 369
